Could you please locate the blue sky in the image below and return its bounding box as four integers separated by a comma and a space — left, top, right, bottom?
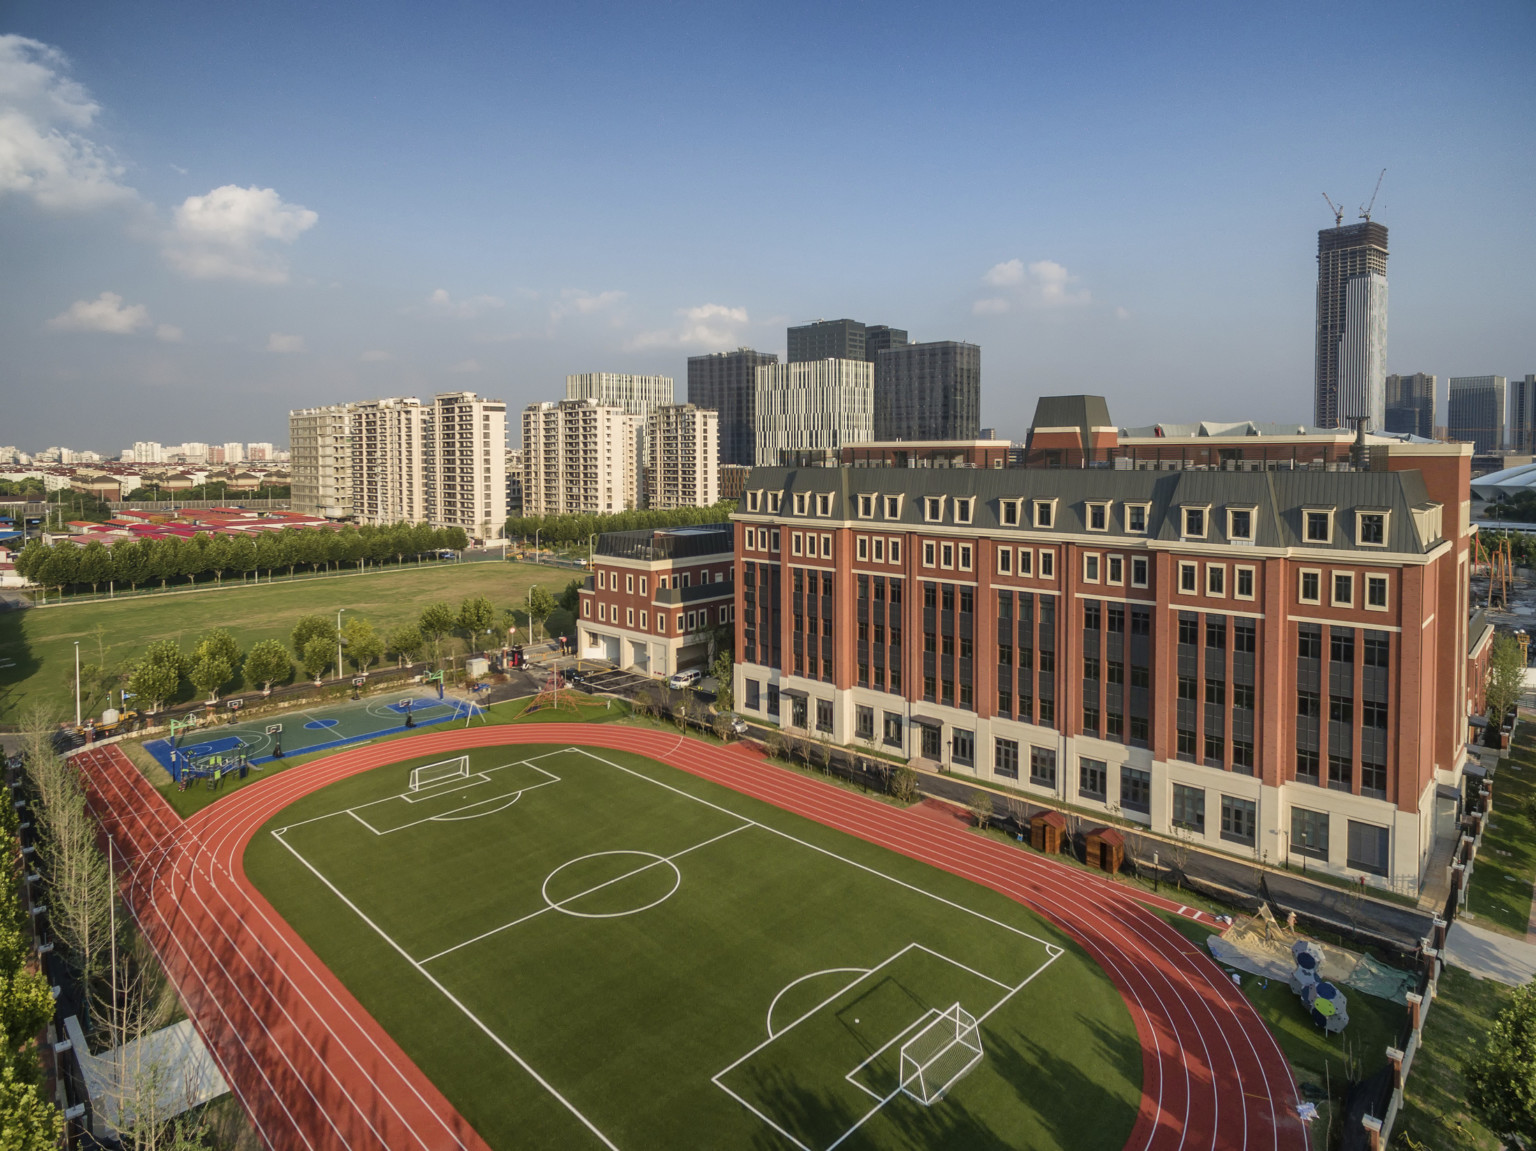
3, 0, 1532, 452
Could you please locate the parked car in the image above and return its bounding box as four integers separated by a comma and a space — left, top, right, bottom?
668, 669, 702, 689
721, 712, 749, 736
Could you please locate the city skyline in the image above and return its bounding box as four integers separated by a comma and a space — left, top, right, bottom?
2, 1, 1533, 452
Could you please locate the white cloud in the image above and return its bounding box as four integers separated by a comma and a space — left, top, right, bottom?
48, 291, 149, 334
155, 323, 184, 342
0, 35, 136, 210
164, 184, 317, 283
974, 258, 1092, 312
426, 288, 505, 319
266, 332, 305, 353
1115, 306, 1131, 320
448, 358, 482, 374
628, 303, 750, 350
359, 348, 393, 362
550, 288, 626, 322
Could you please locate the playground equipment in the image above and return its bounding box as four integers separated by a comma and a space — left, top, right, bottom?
524, 667, 580, 716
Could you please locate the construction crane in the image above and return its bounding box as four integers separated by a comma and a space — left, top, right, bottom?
1321, 192, 1345, 228
1359, 168, 1386, 222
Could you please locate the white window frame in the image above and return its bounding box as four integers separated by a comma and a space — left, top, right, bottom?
1365, 573, 1389, 611
858, 493, 876, 518
1125, 503, 1150, 534
1181, 506, 1209, 540
883, 494, 902, 519
1018, 548, 1033, 576
873, 538, 884, 562
1038, 549, 1055, 578
746, 490, 761, 512
1001, 499, 1022, 527
1107, 554, 1124, 585
1303, 507, 1335, 545
1178, 560, 1198, 594
1086, 501, 1111, 532
1227, 506, 1256, 542
598, 602, 607, 622
626, 607, 635, 626
958, 543, 973, 571
923, 541, 936, 567
816, 493, 832, 517
954, 497, 974, 525
1083, 553, 1101, 583
598, 569, 607, 590
821, 533, 832, 557
1298, 568, 1322, 605
793, 492, 808, 516
857, 535, 869, 561
1033, 499, 1057, 529
625, 573, 634, 594
768, 491, 782, 512
639, 609, 648, 629
1234, 565, 1256, 601
940, 542, 955, 569
889, 538, 901, 563
1331, 571, 1355, 608
791, 532, 803, 556
1356, 510, 1389, 548
639, 576, 648, 595
997, 546, 1013, 575
1206, 564, 1226, 597
1131, 555, 1149, 587
924, 495, 945, 522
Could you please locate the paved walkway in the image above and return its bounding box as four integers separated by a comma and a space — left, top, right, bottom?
1443, 919, 1536, 986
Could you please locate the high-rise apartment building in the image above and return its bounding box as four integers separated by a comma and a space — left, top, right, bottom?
566, 373, 675, 503
1384, 374, 1436, 439
247, 443, 274, 461
506, 448, 524, 516
132, 441, 165, 464
222, 442, 246, 464
350, 398, 430, 526
687, 348, 779, 467
522, 399, 638, 516
1315, 222, 1389, 430
1447, 376, 1508, 454
428, 391, 508, 541
1509, 375, 1536, 455
646, 404, 719, 510
874, 341, 981, 441
754, 359, 874, 465
289, 405, 354, 519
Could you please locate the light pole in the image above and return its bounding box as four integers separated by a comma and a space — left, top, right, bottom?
73, 641, 81, 728
534, 528, 541, 565
527, 584, 538, 645
336, 607, 347, 682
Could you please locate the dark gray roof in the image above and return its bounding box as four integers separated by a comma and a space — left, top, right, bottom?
1030, 395, 1113, 431
736, 467, 1441, 555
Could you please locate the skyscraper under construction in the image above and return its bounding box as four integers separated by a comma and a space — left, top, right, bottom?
1314, 221, 1388, 431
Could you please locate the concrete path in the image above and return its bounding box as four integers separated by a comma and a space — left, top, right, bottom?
1444, 919, 1536, 986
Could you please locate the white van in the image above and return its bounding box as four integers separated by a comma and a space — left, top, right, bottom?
668, 669, 702, 689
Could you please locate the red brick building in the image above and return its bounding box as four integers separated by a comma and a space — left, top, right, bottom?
732, 456, 1485, 893
578, 524, 734, 676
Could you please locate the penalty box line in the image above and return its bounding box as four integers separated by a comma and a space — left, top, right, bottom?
269, 829, 624, 1151
418, 820, 755, 964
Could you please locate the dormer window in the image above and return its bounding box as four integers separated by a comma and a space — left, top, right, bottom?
1001, 499, 1021, 527
768, 491, 782, 512
884, 494, 901, 518
924, 496, 945, 522
1182, 507, 1207, 539
1357, 511, 1387, 546
746, 490, 762, 512
1301, 508, 1335, 543
1033, 499, 1056, 529
816, 493, 832, 516
1126, 503, 1149, 533
1227, 507, 1254, 541
954, 497, 974, 524
857, 493, 875, 518
793, 492, 809, 516
1086, 501, 1110, 531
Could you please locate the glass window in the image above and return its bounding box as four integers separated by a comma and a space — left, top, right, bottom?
1079, 757, 1107, 800
1108, 555, 1123, 584
883, 712, 903, 748
1298, 626, 1322, 660
1291, 808, 1329, 860
745, 680, 760, 710
1131, 556, 1149, 587
1363, 632, 1389, 667
1229, 509, 1252, 539
952, 728, 975, 767
1183, 507, 1205, 537
1359, 513, 1385, 545
1030, 746, 1057, 787
994, 738, 1019, 779
1333, 572, 1354, 605
1347, 821, 1389, 876
1221, 796, 1256, 846
1366, 575, 1388, 608
1234, 619, 1256, 653
1305, 511, 1330, 542
1207, 566, 1225, 596
1128, 505, 1147, 532
1120, 767, 1151, 813
1236, 567, 1255, 598
1172, 784, 1205, 831
1089, 503, 1107, 530
1180, 562, 1197, 593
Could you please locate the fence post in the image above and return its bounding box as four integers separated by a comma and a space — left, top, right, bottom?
1387, 1047, 1405, 1090
1361, 1115, 1383, 1151
1406, 991, 1423, 1033
1431, 917, 1448, 951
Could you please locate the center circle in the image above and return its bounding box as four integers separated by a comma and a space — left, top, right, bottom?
541, 850, 681, 919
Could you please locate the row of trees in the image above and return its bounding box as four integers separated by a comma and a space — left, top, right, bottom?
13, 521, 471, 600
504, 501, 736, 547
123, 481, 291, 502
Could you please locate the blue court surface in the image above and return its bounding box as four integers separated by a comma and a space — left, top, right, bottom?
143, 689, 482, 779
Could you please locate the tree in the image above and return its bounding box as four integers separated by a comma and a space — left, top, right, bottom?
0, 1065, 62, 1148
1466, 982, 1536, 1143
456, 595, 496, 651
710, 645, 734, 712
970, 789, 994, 831
1485, 632, 1526, 728
243, 639, 291, 694
126, 640, 185, 713
301, 635, 334, 683
188, 654, 231, 702
343, 617, 384, 675
77, 541, 113, 594
290, 614, 336, 660
386, 623, 424, 666
527, 586, 556, 643
892, 765, 921, 805
419, 602, 455, 664
193, 628, 241, 673
556, 578, 582, 615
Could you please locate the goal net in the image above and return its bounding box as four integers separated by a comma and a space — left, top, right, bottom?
409, 755, 470, 791
899, 1004, 984, 1106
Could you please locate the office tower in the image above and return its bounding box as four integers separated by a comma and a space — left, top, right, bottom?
428, 391, 508, 541
686, 348, 778, 468
874, 341, 981, 441
1510, 375, 1536, 454
754, 359, 874, 465
1314, 222, 1389, 430
1447, 376, 1508, 454
1384, 373, 1437, 439
646, 404, 719, 510
289, 405, 355, 518
522, 399, 638, 515
864, 325, 909, 361
350, 397, 430, 526
788, 319, 867, 363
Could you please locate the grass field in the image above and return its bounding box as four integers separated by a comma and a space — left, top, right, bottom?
0, 561, 582, 725
246, 744, 1143, 1150
1464, 728, 1536, 938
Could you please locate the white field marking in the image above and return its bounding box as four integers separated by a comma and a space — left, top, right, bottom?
843, 1008, 939, 1100
272, 759, 555, 833
541, 851, 682, 920
351, 777, 560, 836
430, 794, 531, 823
401, 772, 492, 803
765, 968, 869, 1039
419, 822, 751, 963
574, 748, 1062, 955
271, 829, 622, 1151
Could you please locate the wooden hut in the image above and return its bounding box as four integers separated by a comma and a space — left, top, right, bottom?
1085, 826, 1125, 874
1031, 810, 1066, 854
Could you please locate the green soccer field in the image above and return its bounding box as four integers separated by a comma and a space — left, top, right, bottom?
246, 744, 1143, 1150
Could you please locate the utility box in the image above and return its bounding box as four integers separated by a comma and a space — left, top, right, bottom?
465, 657, 490, 679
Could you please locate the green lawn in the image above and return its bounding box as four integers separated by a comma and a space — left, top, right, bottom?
0, 561, 585, 726
246, 744, 1143, 1151
1464, 729, 1536, 938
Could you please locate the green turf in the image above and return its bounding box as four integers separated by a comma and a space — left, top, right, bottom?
1463, 730, 1536, 938
0, 561, 580, 726
245, 744, 1143, 1150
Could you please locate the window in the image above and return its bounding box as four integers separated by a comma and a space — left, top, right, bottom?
791, 695, 808, 728
1228, 508, 1253, 541
746, 490, 761, 512
1330, 628, 1354, 665
1079, 757, 1107, 800
954, 497, 974, 525
1206, 618, 1226, 649
1178, 616, 1199, 646
889, 539, 901, 563
1120, 766, 1151, 814
1207, 565, 1225, 596
1298, 626, 1322, 660
1039, 551, 1055, 578
1291, 808, 1329, 860
745, 680, 760, 710
625, 574, 634, 593
1363, 633, 1389, 667
1001, 499, 1021, 526
1131, 556, 1149, 587
1304, 510, 1332, 543
1107, 605, 1125, 634
1332, 572, 1354, 607
583, 600, 591, 619
884, 495, 901, 518
1234, 619, 1256, 653
1030, 746, 1057, 787
941, 542, 954, 568
816, 493, 832, 516
923, 541, 936, 567
873, 538, 884, 562
1033, 500, 1055, 528
1363, 700, 1389, 730
1107, 555, 1123, 585
1221, 796, 1256, 846
1204, 679, 1226, 708
1297, 748, 1320, 783
994, 738, 1019, 780
1179, 562, 1197, 593
1235, 566, 1255, 599
858, 494, 875, 518
952, 728, 975, 767
1347, 821, 1389, 876
1182, 507, 1207, 538
1019, 549, 1033, 576
1366, 575, 1388, 609
1299, 570, 1321, 604
883, 713, 903, 747
1232, 739, 1254, 770
768, 492, 782, 512
958, 544, 973, 571
1361, 760, 1386, 798
626, 608, 635, 626
794, 492, 808, 516
639, 576, 648, 595
821, 534, 832, 558
1084, 553, 1101, 582
1204, 733, 1224, 763
997, 546, 1013, 575
1297, 690, 1320, 718
598, 569, 607, 590
1126, 504, 1149, 533
856, 536, 868, 561
1178, 675, 1197, 701
924, 496, 944, 522
598, 603, 607, 622
1233, 683, 1255, 710
1172, 784, 1206, 832
1087, 502, 1109, 531
1084, 601, 1101, 631
1358, 512, 1386, 546
856, 706, 874, 740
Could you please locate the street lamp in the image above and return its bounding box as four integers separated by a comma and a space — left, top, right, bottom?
336, 607, 347, 682
73, 641, 81, 728
527, 584, 538, 645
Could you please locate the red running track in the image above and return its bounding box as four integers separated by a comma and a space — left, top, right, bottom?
76, 730, 1310, 1151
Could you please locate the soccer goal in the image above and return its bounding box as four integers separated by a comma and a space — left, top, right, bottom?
409, 755, 471, 792
899, 1003, 984, 1106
